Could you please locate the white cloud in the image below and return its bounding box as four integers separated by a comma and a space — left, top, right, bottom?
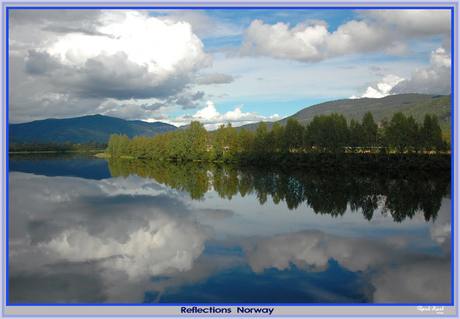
326, 20, 391, 56
240, 9, 451, 63
390, 46, 451, 95
9, 9, 213, 123
168, 100, 283, 130
241, 18, 394, 62
48, 10, 211, 74
152, 9, 242, 39
360, 74, 405, 98
242, 19, 327, 62
351, 44, 451, 99
360, 9, 451, 38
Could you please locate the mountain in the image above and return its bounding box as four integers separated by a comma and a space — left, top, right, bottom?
9, 114, 178, 144
239, 93, 451, 132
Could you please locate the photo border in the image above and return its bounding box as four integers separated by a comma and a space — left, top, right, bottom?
1, 1, 458, 317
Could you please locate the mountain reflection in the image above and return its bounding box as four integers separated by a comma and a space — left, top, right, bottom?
107, 158, 450, 223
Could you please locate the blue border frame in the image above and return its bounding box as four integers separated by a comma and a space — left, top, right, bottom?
2, 2, 457, 316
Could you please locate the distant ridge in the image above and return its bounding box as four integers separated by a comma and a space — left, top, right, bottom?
239, 93, 451, 132
9, 114, 177, 144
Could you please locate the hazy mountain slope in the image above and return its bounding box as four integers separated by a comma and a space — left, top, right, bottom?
9, 114, 177, 143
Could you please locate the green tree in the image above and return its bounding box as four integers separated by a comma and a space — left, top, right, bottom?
406, 115, 420, 154
106, 134, 120, 157
212, 124, 226, 161
237, 127, 254, 156
252, 121, 269, 160
184, 121, 208, 161
283, 118, 304, 153
361, 112, 378, 151
349, 119, 362, 152
386, 112, 409, 157
421, 114, 443, 153
271, 122, 285, 152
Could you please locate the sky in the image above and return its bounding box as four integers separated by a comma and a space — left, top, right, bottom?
8, 5, 453, 130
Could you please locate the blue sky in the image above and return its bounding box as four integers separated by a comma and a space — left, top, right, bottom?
8, 6, 452, 129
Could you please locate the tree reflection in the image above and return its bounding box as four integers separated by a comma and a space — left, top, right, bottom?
107, 158, 450, 222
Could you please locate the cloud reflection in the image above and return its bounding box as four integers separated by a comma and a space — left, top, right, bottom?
9, 172, 212, 283
240, 208, 451, 304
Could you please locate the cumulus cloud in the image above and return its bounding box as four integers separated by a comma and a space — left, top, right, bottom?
359, 9, 451, 39
151, 9, 242, 39
8, 10, 213, 123
241, 19, 328, 62
351, 45, 451, 99
390, 47, 451, 95
168, 100, 283, 130
360, 74, 406, 98
241, 9, 451, 63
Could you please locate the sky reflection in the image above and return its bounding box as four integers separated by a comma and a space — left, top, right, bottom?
8, 160, 451, 304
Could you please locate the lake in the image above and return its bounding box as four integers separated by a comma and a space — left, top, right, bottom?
7, 155, 452, 304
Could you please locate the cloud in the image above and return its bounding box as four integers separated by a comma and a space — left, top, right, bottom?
241, 19, 327, 62
169, 100, 283, 130
9, 10, 212, 123
359, 74, 405, 98
351, 45, 451, 99
240, 9, 451, 62
390, 47, 451, 95
197, 72, 235, 85
151, 9, 242, 39
359, 9, 451, 38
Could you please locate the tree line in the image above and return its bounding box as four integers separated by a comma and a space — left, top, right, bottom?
105, 112, 449, 167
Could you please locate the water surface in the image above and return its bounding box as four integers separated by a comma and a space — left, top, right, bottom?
8, 156, 452, 304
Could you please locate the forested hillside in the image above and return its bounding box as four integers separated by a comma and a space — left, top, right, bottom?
240, 94, 451, 133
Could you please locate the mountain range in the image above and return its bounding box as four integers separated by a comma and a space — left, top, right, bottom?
9, 114, 177, 144
9, 93, 451, 144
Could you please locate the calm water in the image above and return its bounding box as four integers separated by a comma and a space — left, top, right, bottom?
8, 155, 452, 304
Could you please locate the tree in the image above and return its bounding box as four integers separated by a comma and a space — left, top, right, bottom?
406, 115, 420, 154
361, 112, 378, 151
184, 121, 208, 161
106, 134, 120, 157
224, 123, 238, 161
252, 121, 269, 160
349, 118, 362, 152
386, 112, 409, 157
283, 118, 304, 153
421, 114, 443, 153
271, 122, 285, 153
237, 127, 254, 155
211, 124, 226, 161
